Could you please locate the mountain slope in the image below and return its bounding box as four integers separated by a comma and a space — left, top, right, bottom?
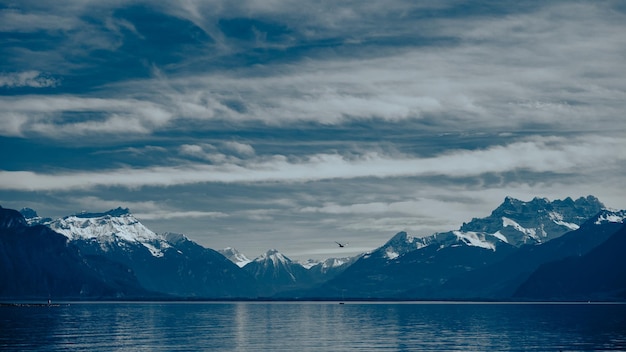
243, 249, 312, 296
219, 247, 252, 268
48, 207, 170, 257
438, 209, 626, 299
0, 206, 151, 299
44, 209, 258, 298
304, 196, 605, 299
514, 222, 626, 301
458, 195, 603, 246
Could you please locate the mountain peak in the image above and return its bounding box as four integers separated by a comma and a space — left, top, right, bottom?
258, 248, 288, 260
380, 196, 604, 260
255, 249, 293, 266
164, 232, 189, 244
19, 207, 38, 219
458, 195, 604, 247
379, 231, 430, 260
590, 209, 626, 225
19, 207, 53, 226
494, 196, 549, 216
265, 248, 280, 256
219, 247, 252, 268
74, 207, 131, 219
0, 207, 27, 229
49, 207, 160, 245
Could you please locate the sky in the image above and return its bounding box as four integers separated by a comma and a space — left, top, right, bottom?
1, 0, 625, 262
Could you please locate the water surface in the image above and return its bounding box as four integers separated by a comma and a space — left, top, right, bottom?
1, 301, 625, 351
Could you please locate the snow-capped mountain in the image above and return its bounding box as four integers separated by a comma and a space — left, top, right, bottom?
375, 231, 431, 261
242, 249, 308, 296
219, 247, 252, 268
439, 209, 626, 299
47, 207, 171, 257
5, 195, 624, 300
377, 196, 604, 260
457, 196, 603, 246
234, 248, 361, 296
514, 222, 626, 300
19, 208, 52, 226
31, 207, 258, 298
593, 209, 626, 225
245, 249, 304, 282
307, 196, 608, 299
300, 256, 360, 273
2, 206, 151, 299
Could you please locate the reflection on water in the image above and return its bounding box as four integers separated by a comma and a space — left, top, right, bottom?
1, 302, 625, 351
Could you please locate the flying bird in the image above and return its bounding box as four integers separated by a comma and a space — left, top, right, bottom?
335, 241, 348, 248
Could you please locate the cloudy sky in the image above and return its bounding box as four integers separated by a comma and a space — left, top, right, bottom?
1, 0, 625, 261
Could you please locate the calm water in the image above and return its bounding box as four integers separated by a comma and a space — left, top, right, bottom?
1, 301, 625, 351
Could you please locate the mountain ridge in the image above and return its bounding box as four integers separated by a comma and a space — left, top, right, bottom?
302, 195, 607, 299
26, 208, 259, 298
0, 207, 153, 299
4, 195, 623, 300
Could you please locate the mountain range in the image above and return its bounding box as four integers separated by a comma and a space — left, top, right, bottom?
1, 195, 624, 301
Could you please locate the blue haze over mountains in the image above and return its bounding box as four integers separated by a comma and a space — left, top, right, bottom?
1, 196, 625, 301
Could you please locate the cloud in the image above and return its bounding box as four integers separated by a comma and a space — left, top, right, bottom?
179, 144, 214, 157
0, 9, 80, 32
0, 71, 59, 88
97, 3, 626, 132
66, 196, 163, 215
223, 141, 255, 156
133, 210, 228, 220
2, 1, 625, 261
178, 143, 254, 164
46, 196, 227, 223
0, 96, 173, 137
0, 136, 621, 191
2, 2, 624, 140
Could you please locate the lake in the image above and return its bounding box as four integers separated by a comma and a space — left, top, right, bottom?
1, 301, 625, 351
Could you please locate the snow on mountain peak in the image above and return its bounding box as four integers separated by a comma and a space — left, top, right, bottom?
381, 231, 430, 259
19, 207, 52, 226
219, 247, 252, 268
460, 196, 603, 247
501, 217, 540, 240
299, 259, 321, 269
48, 208, 169, 257
77, 207, 131, 217
322, 256, 357, 269
164, 232, 189, 244
256, 249, 292, 267
548, 211, 580, 231
452, 231, 496, 251
593, 209, 626, 225
371, 196, 607, 262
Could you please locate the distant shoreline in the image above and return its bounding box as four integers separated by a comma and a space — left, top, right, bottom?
2, 299, 625, 306
0, 302, 68, 307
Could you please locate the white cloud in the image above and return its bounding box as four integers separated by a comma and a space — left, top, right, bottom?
2, 2, 624, 139
0, 96, 173, 137
179, 144, 211, 157
0, 71, 59, 88
62, 195, 226, 220
133, 210, 228, 220
0, 136, 621, 191
223, 141, 255, 156
111, 2, 624, 131
66, 196, 163, 215
0, 9, 79, 32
